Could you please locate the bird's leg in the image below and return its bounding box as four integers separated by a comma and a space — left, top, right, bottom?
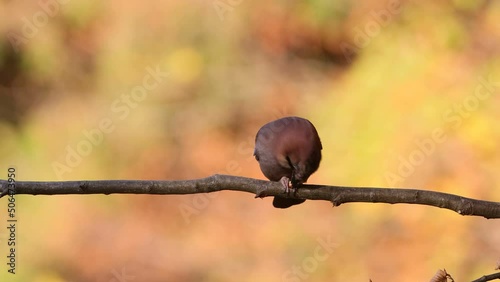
289, 169, 299, 196
279, 176, 291, 194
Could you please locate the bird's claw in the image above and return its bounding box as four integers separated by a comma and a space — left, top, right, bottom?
280, 176, 297, 196
280, 176, 290, 193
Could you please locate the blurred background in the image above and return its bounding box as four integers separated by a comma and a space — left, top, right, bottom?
1, 0, 500, 281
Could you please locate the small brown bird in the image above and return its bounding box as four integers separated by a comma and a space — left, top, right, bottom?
254, 116, 322, 208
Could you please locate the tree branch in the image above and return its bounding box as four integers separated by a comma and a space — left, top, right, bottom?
471, 272, 500, 282
0, 174, 499, 218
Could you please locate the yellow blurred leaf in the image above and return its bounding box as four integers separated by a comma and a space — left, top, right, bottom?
166, 47, 203, 84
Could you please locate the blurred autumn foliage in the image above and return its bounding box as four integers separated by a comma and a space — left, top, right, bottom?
0, 0, 499, 281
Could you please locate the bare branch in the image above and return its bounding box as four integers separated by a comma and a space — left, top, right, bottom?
0, 174, 499, 218
471, 272, 500, 282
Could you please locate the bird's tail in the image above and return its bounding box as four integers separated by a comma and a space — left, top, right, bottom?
272, 197, 306, 208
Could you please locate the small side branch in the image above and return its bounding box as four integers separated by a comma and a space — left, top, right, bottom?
0, 174, 499, 218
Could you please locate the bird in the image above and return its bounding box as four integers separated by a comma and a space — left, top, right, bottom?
254, 116, 322, 208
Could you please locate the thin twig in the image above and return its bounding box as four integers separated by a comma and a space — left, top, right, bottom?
471, 272, 500, 282
0, 174, 499, 218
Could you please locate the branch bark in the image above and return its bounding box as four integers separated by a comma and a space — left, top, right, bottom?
1, 174, 499, 218
471, 272, 500, 282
